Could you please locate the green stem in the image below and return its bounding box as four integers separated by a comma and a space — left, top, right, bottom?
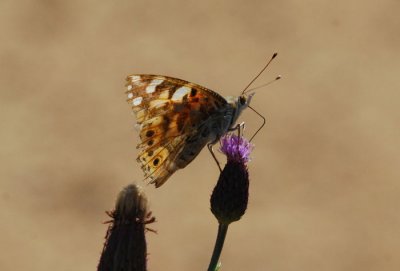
207, 223, 229, 271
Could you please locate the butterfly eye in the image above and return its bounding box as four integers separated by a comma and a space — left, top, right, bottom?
239, 96, 246, 105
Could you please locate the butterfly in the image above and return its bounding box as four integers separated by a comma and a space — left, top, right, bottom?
125, 74, 251, 187
125, 54, 277, 187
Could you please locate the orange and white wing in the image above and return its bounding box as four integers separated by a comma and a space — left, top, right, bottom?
125, 74, 227, 187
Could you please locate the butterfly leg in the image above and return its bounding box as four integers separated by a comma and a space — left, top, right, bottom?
207, 143, 222, 172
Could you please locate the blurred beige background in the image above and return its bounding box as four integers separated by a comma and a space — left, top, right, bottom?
1, 0, 399, 270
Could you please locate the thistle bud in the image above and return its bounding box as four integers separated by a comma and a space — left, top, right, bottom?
98, 184, 155, 271
210, 134, 253, 225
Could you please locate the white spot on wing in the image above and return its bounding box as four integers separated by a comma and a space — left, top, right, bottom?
146, 85, 156, 94
127, 85, 133, 91
146, 79, 164, 94
127, 93, 134, 99
151, 78, 164, 85
132, 97, 143, 106
130, 75, 141, 82
171, 86, 191, 101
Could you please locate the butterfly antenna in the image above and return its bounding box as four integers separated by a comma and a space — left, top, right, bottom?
248, 105, 266, 142
244, 75, 281, 94
241, 52, 278, 95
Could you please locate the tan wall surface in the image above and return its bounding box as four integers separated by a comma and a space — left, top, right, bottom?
1, 0, 399, 270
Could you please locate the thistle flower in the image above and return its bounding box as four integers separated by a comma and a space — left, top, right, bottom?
98, 184, 155, 271
219, 134, 253, 163
208, 134, 253, 271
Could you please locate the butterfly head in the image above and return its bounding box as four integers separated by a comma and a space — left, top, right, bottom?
226, 93, 255, 127
238, 93, 255, 108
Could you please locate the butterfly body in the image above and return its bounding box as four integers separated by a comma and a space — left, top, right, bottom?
126, 74, 251, 187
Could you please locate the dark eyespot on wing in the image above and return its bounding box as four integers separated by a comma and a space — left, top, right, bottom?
146, 130, 155, 137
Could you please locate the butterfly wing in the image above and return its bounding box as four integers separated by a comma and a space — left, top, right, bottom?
125, 74, 228, 187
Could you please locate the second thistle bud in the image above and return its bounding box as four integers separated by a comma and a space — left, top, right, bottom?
98, 184, 155, 271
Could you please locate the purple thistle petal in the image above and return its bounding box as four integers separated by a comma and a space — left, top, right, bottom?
220, 134, 254, 163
